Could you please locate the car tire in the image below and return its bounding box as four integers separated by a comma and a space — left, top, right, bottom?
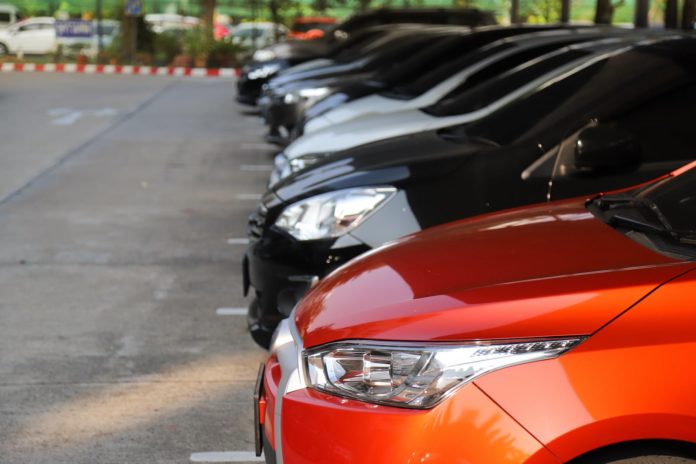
0, 43, 8, 55
571, 443, 696, 464
247, 298, 273, 349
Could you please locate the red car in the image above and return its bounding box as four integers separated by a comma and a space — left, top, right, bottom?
254, 162, 696, 464
288, 16, 336, 40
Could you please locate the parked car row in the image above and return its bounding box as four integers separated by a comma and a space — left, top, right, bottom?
235, 14, 696, 464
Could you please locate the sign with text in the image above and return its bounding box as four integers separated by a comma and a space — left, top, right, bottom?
55, 20, 93, 38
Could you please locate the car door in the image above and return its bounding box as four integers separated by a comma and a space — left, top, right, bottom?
14, 22, 54, 54
547, 83, 696, 200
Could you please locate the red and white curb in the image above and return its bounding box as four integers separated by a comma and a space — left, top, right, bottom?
0, 62, 239, 78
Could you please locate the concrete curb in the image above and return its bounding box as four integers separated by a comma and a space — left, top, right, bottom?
0, 62, 239, 78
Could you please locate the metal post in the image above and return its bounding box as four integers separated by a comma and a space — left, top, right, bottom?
96, 0, 103, 59
131, 16, 137, 64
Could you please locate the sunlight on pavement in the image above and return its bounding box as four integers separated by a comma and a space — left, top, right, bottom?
12, 352, 264, 448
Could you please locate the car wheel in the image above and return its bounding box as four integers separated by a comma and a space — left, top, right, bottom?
0, 43, 8, 55
247, 298, 273, 349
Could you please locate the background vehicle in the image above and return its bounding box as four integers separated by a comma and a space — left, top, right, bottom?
261, 25, 476, 143
245, 36, 696, 347
238, 8, 498, 105
298, 27, 627, 136
0, 3, 22, 29
231, 22, 289, 50
257, 163, 696, 463
272, 34, 640, 182
0, 17, 55, 55
144, 13, 200, 33
288, 17, 336, 40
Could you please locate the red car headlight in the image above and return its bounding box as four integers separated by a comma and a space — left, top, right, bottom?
304, 338, 584, 409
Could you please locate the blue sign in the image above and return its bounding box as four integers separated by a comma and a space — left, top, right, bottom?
55, 20, 93, 38
125, 0, 143, 16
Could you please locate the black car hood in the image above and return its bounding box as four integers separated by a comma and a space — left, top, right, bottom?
275, 72, 382, 95
273, 129, 488, 202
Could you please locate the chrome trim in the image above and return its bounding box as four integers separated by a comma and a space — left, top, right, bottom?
270, 311, 305, 464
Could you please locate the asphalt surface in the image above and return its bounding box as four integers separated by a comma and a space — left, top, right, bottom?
0, 73, 275, 463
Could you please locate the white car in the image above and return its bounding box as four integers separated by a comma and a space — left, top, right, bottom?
144, 13, 199, 34
303, 28, 619, 135
231, 22, 288, 50
270, 36, 646, 186
0, 17, 56, 55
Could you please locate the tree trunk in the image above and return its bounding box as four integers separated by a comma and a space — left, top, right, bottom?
665, 0, 678, 28
202, 0, 216, 31
595, 0, 614, 23
561, 0, 571, 23
269, 0, 282, 42
683, 0, 696, 28
634, 0, 649, 27
510, 0, 520, 23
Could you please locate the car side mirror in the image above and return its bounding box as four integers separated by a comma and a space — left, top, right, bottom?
574, 126, 642, 173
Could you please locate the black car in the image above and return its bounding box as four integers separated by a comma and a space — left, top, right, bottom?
236, 8, 497, 105
265, 26, 629, 145
243, 35, 696, 347
261, 26, 475, 143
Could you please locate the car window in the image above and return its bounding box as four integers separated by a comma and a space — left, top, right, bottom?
641, 168, 696, 234
602, 84, 696, 163
19, 23, 42, 32
424, 48, 591, 116
438, 42, 590, 104
0, 12, 11, 22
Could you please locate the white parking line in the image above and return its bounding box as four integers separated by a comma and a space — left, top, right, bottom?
236, 193, 262, 201
240, 143, 275, 150
240, 165, 274, 172
227, 238, 249, 245
216, 307, 247, 316
190, 451, 264, 462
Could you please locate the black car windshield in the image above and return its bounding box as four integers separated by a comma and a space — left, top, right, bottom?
424, 47, 592, 116
383, 41, 515, 99
375, 35, 469, 86
588, 166, 696, 258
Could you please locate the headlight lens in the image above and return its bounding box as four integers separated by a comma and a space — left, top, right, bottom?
283, 87, 332, 105
305, 338, 584, 409
274, 187, 396, 240
253, 49, 276, 62
247, 62, 281, 80
289, 153, 326, 173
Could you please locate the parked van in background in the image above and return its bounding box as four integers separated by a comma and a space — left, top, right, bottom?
0, 4, 23, 29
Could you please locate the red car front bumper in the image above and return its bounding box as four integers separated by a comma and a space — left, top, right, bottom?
256, 353, 561, 464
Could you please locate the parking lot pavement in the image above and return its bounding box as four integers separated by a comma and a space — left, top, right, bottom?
0, 74, 277, 463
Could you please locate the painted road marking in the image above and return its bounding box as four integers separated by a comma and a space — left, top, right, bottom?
240, 165, 273, 172
190, 451, 265, 462
226, 238, 249, 245
216, 307, 246, 316
240, 143, 275, 150
47, 107, 118, 125
235, 193, 262, 201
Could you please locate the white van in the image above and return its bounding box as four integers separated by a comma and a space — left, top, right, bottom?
0, 4, 22, 29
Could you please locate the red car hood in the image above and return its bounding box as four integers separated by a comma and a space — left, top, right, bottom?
296, 199, 692, 348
